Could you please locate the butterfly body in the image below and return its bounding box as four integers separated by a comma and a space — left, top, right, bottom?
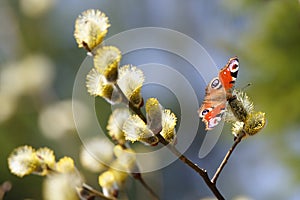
198, 57, 239, 130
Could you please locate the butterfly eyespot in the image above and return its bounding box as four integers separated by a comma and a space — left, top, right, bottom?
200, 108, 212, 117
229, 60, 239, 73
208, 116, 222, 128
210, 78, 221, 89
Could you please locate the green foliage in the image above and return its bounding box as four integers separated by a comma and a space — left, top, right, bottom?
228, 0, 300, 190
233, 1, 300, 131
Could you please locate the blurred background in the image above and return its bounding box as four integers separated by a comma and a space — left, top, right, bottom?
1, 0, 300, 199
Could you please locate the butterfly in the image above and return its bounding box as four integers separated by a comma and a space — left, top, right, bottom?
198, 57, 239, 130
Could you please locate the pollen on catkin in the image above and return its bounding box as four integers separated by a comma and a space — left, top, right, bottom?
86, 68, 122, 104
226, 90, 254, 123
93, 46, 121, 83
244, 112, 266, 136
122, 114, 159, 145
225, 90, 266, 137
56, 157, 75, 173
8, 145, 38, 177
146, 98, 163, 134
160, 109, 177, 143
117, 65, 145, 108
98, 170, 119, 198
74, 9, 110, 51
35, 147, 56, 175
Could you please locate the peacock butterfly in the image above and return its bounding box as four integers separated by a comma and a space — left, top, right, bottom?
198, 57, 239, 130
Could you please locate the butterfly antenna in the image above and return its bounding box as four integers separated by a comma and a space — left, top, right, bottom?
241, 83, 251, 90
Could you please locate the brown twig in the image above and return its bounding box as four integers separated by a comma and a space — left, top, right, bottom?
0, 181, 12, 200
211, 131, 246, 184
132, 173, 159, 200
156, 134, 224, 200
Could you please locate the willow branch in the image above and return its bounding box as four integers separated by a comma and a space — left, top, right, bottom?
156, 134, 224, 200
211, 131, 246, 184
132, 173, 159, 200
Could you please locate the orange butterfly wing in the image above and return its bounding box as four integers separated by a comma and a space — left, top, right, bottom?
199, 57, 239, 130
198, 77, 226, 130
219, 57, 239, 93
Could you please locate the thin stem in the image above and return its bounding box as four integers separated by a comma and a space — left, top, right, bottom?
0, 181, 11, 200
156, 134, 224, 200
211, 131, 246, 184
132, 173, 159, 200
